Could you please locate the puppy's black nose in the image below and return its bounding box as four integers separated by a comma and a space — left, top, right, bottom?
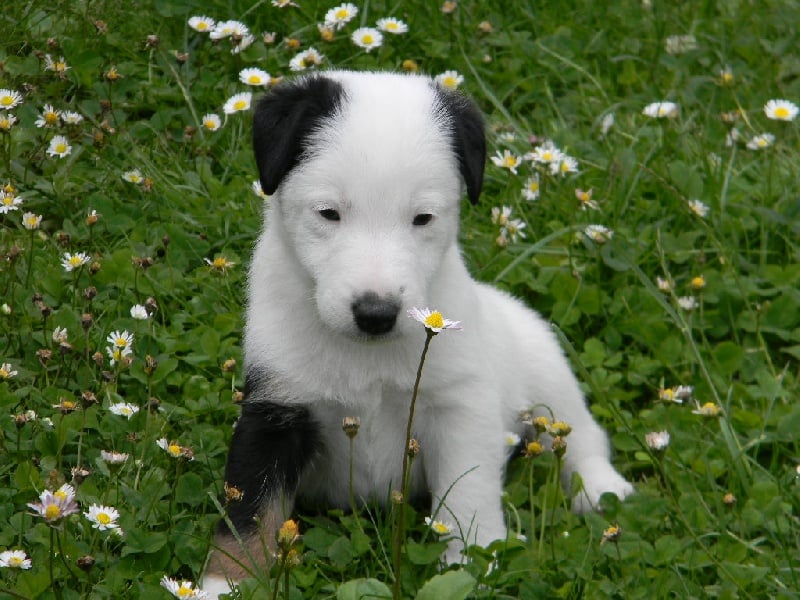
352, 292, 400, 335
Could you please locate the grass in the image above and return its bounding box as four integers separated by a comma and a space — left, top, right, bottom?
1, 0, 799, 598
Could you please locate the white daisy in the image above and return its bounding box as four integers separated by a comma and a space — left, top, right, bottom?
188, 16, 216, 33
122, 169, 144, 184
0, 363, 18, 380
642, 101, 679, 119
550, 154, 579, 177
22, 212, 42, 230
46, 135, 72, 158
407, 307, 461, 333
376, 17, 408, 34
763, 99, 798, 122
504, 218, 527, 243
645, 430, 670, 451
0, 192, 23, 214
0, 550, 32, 570
0, 89, 22, 110
746, 133, 775, 150
677, 296, 698, 311
61, 251, 91, 272
491, 205, 513, 226
201, 113, 222, 132
223, 92, 252, 114
61, 111, 83, 125
210, 20, 250, 41
289, 48, 325, 71
687, 198, 709, 218
424, 516, 453, 535
52, 326, 69, 344
108, 402, 139, 419
526, 140, 562, 165
522, 174, 540, 201
351, 27, 383, 52
106, 330, 134, 350
44, 55, 70, 74
584, 224, 613, 244
100, 450, 129, 465
130, 304, 149, 319
490, 150, 522, 175
504, 432, 521, 447
35, 104, 61, 128
84, 504, 120, 531
160, 576, 209, 599
239, 67, 270, 86
435, 70, 463, 90
252, 180, 270, 200
324, 3, 359, 30
0, 113, 17, 131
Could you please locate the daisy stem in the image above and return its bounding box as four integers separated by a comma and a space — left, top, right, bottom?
392, 329, 435, 600
24, 229, 34, 289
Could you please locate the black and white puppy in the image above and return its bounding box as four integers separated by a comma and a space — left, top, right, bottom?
205, 70, 632, 595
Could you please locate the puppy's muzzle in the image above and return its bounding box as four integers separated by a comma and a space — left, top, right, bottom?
351, 292, 400, 335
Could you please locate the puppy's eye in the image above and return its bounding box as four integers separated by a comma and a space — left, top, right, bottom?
318, 208, 341, 222
412, 213, 434, 226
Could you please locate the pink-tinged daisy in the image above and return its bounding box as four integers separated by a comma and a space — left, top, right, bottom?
763, 99, 798, 122
46, 135, 72, 158
35, 104, 61, 128
407, 307, 461, 333
435, 70, 463, 90
223, 92, 252, 115
0, 192, 23, 214
522, 174, 540, 201
289, 48, 325, 71
239, 67, 270, 86
376, 17, 409, 34
201, 113, 221, 132
61, 251, 91, 272
584, 224, 613, 244
324, 3, 358, 30
188, 16, 215, 33
108, 402, 140, 419
645, 430, 670, 451
160, 576, 209, 599
100, 450, 129, 465
27, 484, 79, 522
642, 101, 679, 118
491, 149, 522, 175
84, 504, 120, 531
424, 516, 453, 535
0, 89, 23, 110
0, 550, 32, 570
351, 27, 383, 52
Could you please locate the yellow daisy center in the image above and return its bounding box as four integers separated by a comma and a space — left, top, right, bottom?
1, 96, 13, 106
757, 138, 768, 147
115, 337, 127, 347
168, 444, 182, 456
386, 22, 398, 30
69, 256, 82, 267
503, 156, 516, 167
45, 504, 61, 520
8, 556, 23, 567
432, 522, 450, 534
55, 142, 67, 154
248, 75, 262, 84
424, 312, 444, 329
0, 368, 9, 378
335, 9, 349, 18
1, 196, 12, 206
442, 77, 457, 88
97, 512, 111, 525
528, 182, 539, 192
774, 106, 789, 119
578, 192, 590, 202
212, 257, 229, 268
541, 151, 552, 161
177, 585, 194, 598
197, 22, 209, 31
45, 112, 59, 124
362, 34, 374, 44
233, 100, 247, 110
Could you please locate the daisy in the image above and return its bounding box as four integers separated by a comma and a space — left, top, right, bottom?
289, 48, 325, 71
22, 212, 42, 230
351, 27, 383, 52
201, 113, 221, 132
376, 17, 409, 34
655, 276, 672, 292
424, 516, 453, 536
130, 304, 149, 319
504, 218, 527, 243
108, 402, 140, 419
718, 66, 734, 86
106, 330, 134, 351
122, 169, 144, 184
642, 101, 679, 119
491, 205, 512, 226
100, 450, 129, 464
674, 385, 694, 401
52, 326, 69, 344
44, 55, 70, 74
526, 140, 562, 165
106, 346, 132, 366
0, 550, 32, 570
504, 432, 521, 447
645, 430, 670, 451
664, 34, 697, 55
746, 133, 775, 150
677, 296, 698, 311
0, 89, 23, 110
0, 363, 18, 380
324, 3, 359, 30
600, 112, 615, 137
690, 275, 706, 290
764, 99, 798, 122
160, 576, 209, 599
156, 438, 194, 460
61, 111, 83, 125
205, 256, 236, 273
223, 92, 252, 115
601, 524, 622, 545
491, 150, 522, 175
239, 67, 270, 86
46, 135, 72, 158
584, 224, 613, 244
522, 174, 540, 201
35, 104, 61, 128
407, 307, 461, 333
61, 251, 91, 272
435, 70, 463, 90
231, 35, 255, 54
210, 20, 250, 41
84, 504, 120, 531
27, 484, 79, 522
575, 188, 599, 210
550, 154, 579, 177
188, 16, 216, 33
317, 23, 335, 41
0, 113, 17, 131
0, 192, 23, 214
687, 198, 709, 218
692, 402, 721, 417
252, 180, 270, 200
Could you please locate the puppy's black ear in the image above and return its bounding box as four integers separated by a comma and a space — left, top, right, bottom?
435, 88, 486, 205
253, 75, 346, 195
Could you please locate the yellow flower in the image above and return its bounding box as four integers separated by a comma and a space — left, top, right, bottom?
690, 275, 706, 290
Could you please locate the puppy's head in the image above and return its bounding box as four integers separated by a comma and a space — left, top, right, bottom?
252, 71, 485, 338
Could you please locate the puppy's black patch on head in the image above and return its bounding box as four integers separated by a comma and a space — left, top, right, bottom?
253, 75, 346, 195
433, 86, 486, 205
221, 368, 322, 533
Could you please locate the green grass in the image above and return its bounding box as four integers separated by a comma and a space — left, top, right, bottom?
1, 0, 799, 598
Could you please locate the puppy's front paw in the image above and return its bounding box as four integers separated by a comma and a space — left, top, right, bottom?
570, 457, 633, 513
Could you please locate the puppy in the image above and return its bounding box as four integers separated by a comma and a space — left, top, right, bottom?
204, 70, 632, 595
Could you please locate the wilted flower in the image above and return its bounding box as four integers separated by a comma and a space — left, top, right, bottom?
525, 440, 544, 457
407, 307, 461, 333
601, 524, 622, 545
342, 416, 361, 438
100, 450, 129, 465
44, 55, 70, 74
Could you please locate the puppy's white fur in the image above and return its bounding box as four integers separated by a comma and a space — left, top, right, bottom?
204, 71, 632, 596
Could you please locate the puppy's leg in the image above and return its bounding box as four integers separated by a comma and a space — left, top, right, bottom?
205, 376, 320, 595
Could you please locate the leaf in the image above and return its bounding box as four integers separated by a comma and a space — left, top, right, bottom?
415, 571, 476, 600
337, 578, 392, 600
122, 529, 168, 555
405, 539, 447, 565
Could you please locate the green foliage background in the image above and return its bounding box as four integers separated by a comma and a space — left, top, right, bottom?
1, 0, 799, 598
